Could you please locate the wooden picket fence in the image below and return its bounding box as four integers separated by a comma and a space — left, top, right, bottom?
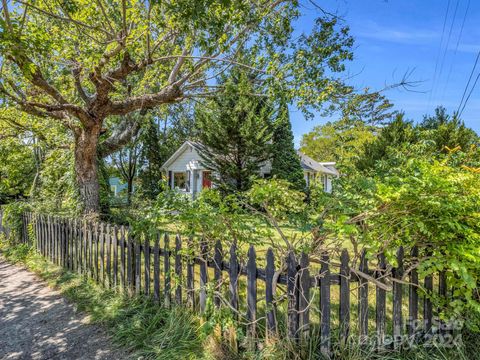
1, 211, 457, 356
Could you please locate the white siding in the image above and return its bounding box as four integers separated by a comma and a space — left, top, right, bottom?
166, 145, 205, 172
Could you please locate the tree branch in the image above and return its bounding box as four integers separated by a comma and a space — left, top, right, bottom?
98, 115, 142, 158
108, 84, 183, 115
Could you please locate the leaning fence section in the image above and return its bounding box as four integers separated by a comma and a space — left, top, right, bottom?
0, 211, 456, 356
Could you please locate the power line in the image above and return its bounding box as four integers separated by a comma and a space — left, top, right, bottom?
457, 50, 480, 114
459, 70, 480, 117
429, 0, 452, 107
442, 0, 471, 99
435, 0, 460, 100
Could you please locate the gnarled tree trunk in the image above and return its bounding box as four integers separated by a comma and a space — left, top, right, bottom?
74, 125, 101, 214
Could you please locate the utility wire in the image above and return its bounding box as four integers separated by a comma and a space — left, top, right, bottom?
442, 0, 471, 100
429, 0, 452, 107
459, 71, 480, 117
457, 50, 480, 114
435, 0, 460, 99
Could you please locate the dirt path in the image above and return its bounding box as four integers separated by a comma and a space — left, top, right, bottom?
0, 259, 129, 360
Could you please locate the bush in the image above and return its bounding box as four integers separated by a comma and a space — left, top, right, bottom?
1, 202, 30, 243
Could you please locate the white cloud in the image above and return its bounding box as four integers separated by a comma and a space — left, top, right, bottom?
355, 21, 439, 45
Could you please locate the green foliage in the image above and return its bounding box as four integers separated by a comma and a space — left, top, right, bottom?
248, 178, 306, 220
1, 202, 30, 242
137, 117, 164, 200
32, 149, 81, 215
321, 149, 480, 324
196, 70, 273, 192
300, 118, 376, 168
419, 106, 479, 153
271, 100, 306, 191
355, 114, 419, 173
356, 108, 480, 173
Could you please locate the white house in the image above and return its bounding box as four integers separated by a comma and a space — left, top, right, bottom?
161, 141, 339, 198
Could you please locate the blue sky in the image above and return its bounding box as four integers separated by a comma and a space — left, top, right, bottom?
291, 0, 480, 145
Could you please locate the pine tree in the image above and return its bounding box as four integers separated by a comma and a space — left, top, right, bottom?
138, 117, 164, 199
196, 71, 273, 192
271, 100, 306, 191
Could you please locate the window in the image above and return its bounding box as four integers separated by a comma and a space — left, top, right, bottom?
173, 172, 187, 190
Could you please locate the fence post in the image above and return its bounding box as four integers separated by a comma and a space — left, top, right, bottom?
265, 248, 277, 338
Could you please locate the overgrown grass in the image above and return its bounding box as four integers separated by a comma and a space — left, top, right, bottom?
1, 240, 478, 360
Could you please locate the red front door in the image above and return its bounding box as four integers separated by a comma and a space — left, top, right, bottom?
202, 171, 212, 189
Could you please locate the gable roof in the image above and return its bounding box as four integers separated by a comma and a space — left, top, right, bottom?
161, 141, 199, 170
296, 151, 338, 176
162, 140, 338, 176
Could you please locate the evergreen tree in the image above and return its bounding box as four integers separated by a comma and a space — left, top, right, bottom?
271, 100, 306, 191
138, 117, 164, 200
196, 71, 273, 192
355, 113, 418, 172
419, 106, 479, 152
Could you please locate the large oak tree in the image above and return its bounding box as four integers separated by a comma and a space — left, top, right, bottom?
0, 0, 353, 213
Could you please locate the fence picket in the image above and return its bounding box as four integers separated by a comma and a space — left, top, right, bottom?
213, 240, 222, 309
299, 252, 310, 340
135, 240, 141, 295
408, 246, 419, 337
106, 224, 112, 287
376, 252, 387, 347
265, 248, 277, 337
393, 247, 404, 348
153, 233, 160, 302
247, 245, 257, 349
113, 225, 118, 288
127, 232, 134, 295
186, 237, 195, 309
199, 240, 208, 313
229, 242, 239, 319
144, 234, 151, 296
287, 251, 299, 340
120, 226, 126, 290
339, 249, 350, 346
164, 234, 171, 307
320, 252, 331, 356
175, 235, 182, 304
358, 250, 369, 341
98, 223, 103, 284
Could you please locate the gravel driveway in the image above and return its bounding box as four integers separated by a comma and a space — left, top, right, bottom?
0, 259, 128, 360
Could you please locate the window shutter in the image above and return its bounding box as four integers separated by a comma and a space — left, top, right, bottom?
168, 171, 173, 188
